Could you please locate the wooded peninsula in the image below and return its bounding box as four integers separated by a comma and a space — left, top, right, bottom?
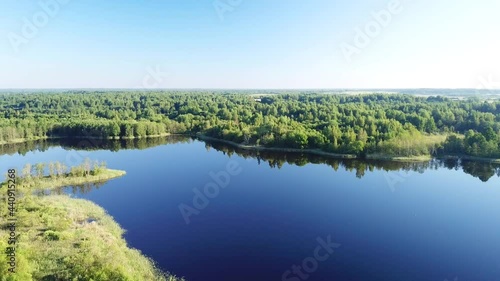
1, 91, 500, 160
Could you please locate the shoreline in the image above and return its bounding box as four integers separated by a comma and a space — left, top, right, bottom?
0, 168, 182, 280
365, 154, 432, 162
3, 134, 500, 164
195, 134, 358, 159
0, 135, 64, 145
437, 155, 500, 164
20, 169, 127, 190
196, 134, 500, 164
0, 133, 174, 146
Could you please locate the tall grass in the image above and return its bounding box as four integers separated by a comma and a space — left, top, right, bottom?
0, 161, 186, 281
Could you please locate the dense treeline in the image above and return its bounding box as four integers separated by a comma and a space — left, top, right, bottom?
1, 91, 500, 158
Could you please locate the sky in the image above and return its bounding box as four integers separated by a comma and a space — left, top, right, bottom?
0, 0, 500, 89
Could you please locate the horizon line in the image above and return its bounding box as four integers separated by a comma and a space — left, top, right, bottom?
0, 88, 497, 91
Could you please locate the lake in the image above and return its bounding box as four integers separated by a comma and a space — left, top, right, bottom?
1, 137, 500, 281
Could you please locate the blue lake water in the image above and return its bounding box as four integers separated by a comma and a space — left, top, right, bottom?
1, 137, 500, 281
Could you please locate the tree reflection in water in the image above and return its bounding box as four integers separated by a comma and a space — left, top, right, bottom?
2, 136, 499, 183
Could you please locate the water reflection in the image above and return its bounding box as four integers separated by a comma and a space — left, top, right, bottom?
0, 135, 191, 155
59, 181, 108, 195
35, 181, 109, 196
2, 136, 500, 182
204, 141, 500, 182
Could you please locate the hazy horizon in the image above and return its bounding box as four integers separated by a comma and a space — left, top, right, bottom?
1, 88, 499, 92
2, 0, 500, 89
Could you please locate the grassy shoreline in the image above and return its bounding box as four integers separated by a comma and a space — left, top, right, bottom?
365, 154, 433, 162
0, 195, 183, 280
0, 165, 185, 280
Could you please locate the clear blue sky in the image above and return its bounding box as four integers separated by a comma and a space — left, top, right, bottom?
1, 0, 499, 89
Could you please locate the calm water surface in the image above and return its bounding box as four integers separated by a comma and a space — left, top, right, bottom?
1, 137, 500, 281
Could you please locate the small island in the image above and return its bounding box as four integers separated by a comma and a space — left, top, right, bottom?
0, 160, 185, 281
15, 159, 126, 191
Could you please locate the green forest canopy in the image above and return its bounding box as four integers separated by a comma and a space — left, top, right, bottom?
1, 91, 500, 158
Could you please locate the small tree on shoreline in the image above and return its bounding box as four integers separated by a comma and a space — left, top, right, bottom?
35, 163, 45, 179
48, 162, 56, 178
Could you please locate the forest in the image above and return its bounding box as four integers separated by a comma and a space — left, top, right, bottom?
1, 91, 500, 159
